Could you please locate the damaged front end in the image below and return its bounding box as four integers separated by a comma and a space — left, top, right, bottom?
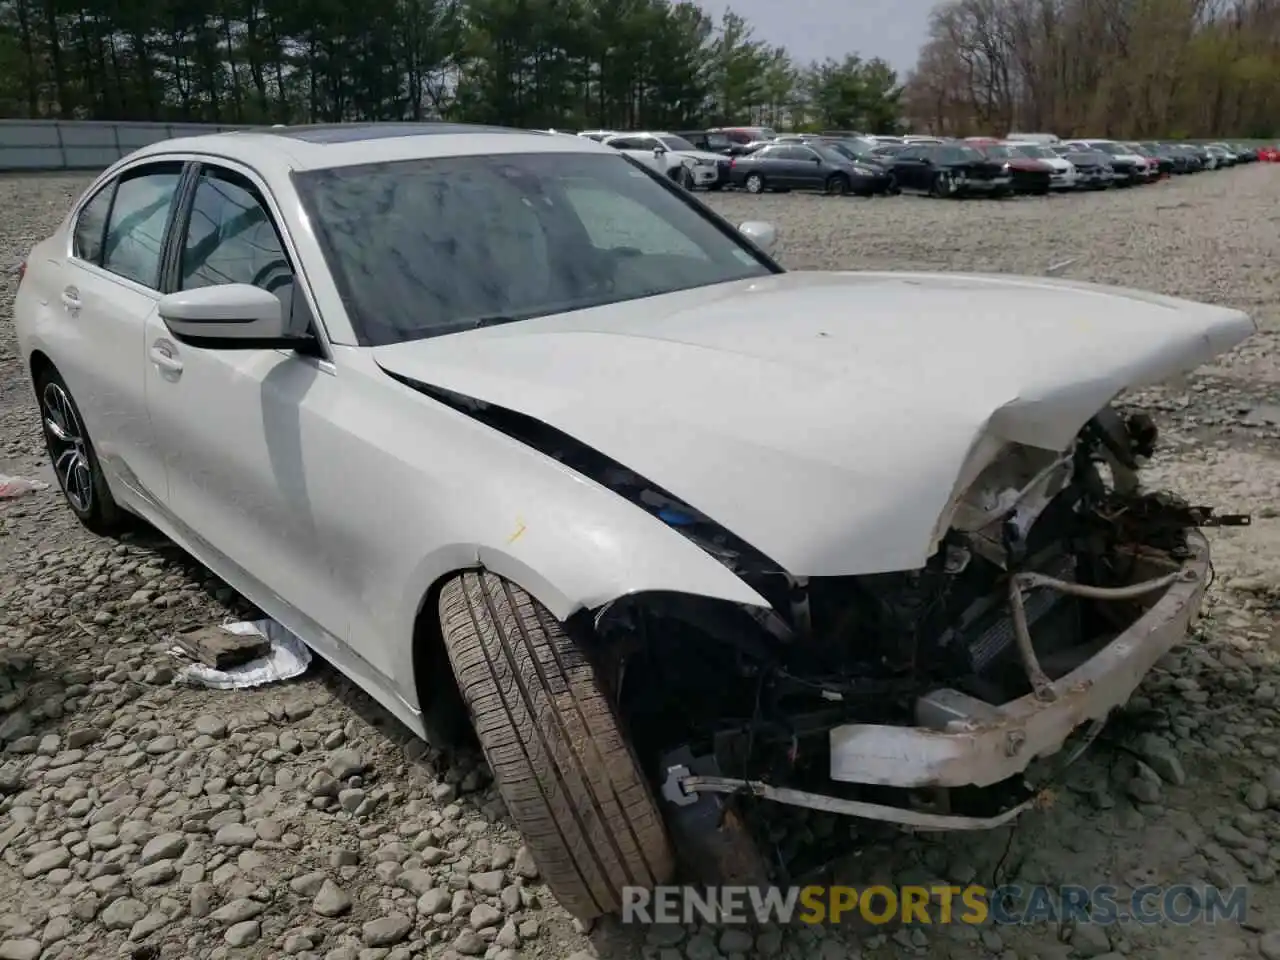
592, 404, 1240, 883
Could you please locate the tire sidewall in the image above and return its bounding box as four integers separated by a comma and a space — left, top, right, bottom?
745, 173, 764, 194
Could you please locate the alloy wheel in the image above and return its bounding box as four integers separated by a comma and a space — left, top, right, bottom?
42, 381, 93, 513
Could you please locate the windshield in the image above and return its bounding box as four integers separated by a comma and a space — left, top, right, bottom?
812, 144, 850, 164
703, 134, 731, 149
1091, 142, 1124, 156
294, 152, 776, 347
1013, 144, 1052, 159
978, 144, 1015, 158
660, 135, 697, 151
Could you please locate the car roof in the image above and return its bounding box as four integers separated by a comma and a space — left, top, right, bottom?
126, 122, 612, 176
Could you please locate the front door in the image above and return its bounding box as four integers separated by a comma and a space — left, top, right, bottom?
141, 161, 350, 663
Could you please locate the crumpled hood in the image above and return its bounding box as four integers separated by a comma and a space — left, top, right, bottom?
373, 271, 1254, 576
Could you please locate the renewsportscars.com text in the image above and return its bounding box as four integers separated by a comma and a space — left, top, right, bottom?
621, 884, 1249, 926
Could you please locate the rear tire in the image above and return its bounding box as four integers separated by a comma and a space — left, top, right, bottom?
438, 571, 675, 920
744, 173, 765, 194
35, 365, 129, 536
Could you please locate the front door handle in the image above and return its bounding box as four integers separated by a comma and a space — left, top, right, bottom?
60, 286, 80, 311
149, 342, 183, 376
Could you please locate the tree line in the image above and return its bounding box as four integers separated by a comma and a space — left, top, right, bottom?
0, 0, 905, 132
904, 0, 1280, 138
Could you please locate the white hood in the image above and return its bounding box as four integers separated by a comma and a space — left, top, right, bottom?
373, 271, 1253, 577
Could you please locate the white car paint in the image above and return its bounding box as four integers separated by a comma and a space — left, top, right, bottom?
601, 133, 721, 187
12, 125, 1255, 750
372, 270, 1253, 576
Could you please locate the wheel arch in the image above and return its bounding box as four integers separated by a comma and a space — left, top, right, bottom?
407, 539, 772, 748
29, 348, 53, 389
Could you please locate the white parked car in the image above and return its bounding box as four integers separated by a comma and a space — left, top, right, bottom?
14, 122, 1255, 921
1008, 141, 1078, 189
600, 132, 726, 189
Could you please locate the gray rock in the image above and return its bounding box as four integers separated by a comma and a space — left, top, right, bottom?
0, 940, 40, 960
327, 749, 366, 780
720, 929, 754, 953
513, 845, 538, 879
140, 832, 187, 865
132, 860, 176, 887
1070, 922, 1111, 958
468, 870, 505, 895
397, 869, 434, 896
190, 882, 215, 918
214, 823, 258, 847
290, 871, 328, 896
469, 903, 502, 930
1125, 777, 1162, 805
494, 920, 520, 948
1260, 931, 1280, 960
101, 897, 148, 931
211, 899, 265, 924
194, 715, 228, 739
22, 846, 70, 878
416, 888, 450, 917
313, 879, 353, 917
129, 908, 173, 941
225, 920, 261, 947
452, 930, 485, 956
338, 788, 366, 813
361, 915, 412, 947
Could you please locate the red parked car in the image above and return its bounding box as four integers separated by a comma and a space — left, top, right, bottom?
964, 138, 1053, 195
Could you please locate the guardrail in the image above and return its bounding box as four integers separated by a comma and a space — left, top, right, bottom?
0, 120, 259, 172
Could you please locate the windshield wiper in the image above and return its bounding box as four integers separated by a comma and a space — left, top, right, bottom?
467, 314, 526, 330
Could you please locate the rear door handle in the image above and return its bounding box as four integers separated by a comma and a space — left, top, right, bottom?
149, 343, 183, 375
60, 287, 80, 311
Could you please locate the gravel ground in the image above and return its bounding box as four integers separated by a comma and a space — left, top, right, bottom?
1, 168, 1279, 960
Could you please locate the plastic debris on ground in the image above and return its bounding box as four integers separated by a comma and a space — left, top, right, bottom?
0, 474, 49, 499
172, 618, 312, 690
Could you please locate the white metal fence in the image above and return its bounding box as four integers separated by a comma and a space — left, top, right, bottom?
0, 120, 258, 172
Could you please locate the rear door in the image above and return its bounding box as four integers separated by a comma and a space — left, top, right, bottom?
892, 146, 927, 190
54, 160, 186, 504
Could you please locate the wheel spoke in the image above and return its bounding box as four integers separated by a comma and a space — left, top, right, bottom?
42, 382, 93, 513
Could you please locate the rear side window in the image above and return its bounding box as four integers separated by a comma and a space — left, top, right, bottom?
102, 164, 184, 289
73, 184, 115, 264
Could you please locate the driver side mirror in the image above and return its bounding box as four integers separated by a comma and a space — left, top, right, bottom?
158, 283, 297, 349
737, 221, 777, 254
653, 144, 667, 156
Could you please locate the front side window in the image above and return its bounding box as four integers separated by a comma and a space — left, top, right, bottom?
180, 166, 293, 297
659, 136, 697, 151
73, 182, 116, 264
101, 164, 183, 288
294, 151, 776, 347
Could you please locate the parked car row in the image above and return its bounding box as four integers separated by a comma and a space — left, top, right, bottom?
553, 127, 1270, 199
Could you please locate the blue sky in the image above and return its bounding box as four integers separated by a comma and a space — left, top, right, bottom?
696, 0, 933, 75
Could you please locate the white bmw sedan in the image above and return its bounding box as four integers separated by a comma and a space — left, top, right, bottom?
14, 123, 1255, 920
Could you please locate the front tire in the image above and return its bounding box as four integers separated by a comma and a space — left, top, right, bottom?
36, 365, 128, 536
438, 571, 675, 920
825, 173, 849, 196
929, 171, 955, 198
